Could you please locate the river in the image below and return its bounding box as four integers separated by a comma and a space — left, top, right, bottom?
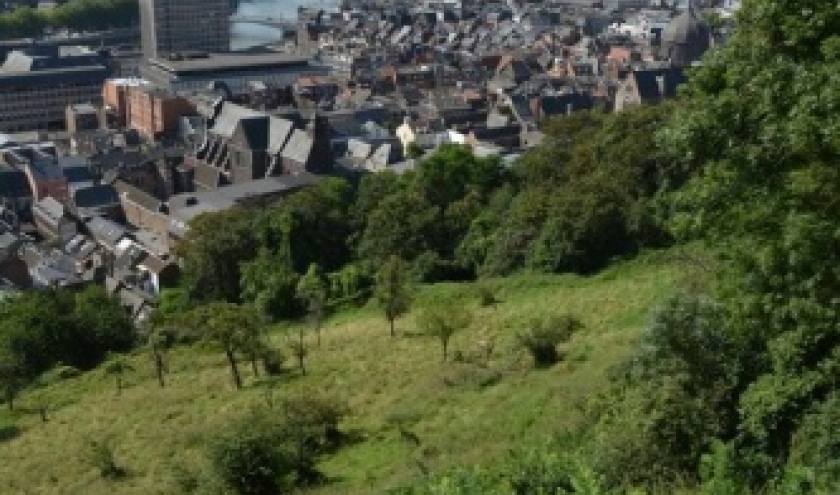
231, 0, 337, 51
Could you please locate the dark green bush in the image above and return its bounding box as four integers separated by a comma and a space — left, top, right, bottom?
207, 396, 348, 495
84, 438, 126, 480
516, 315, 582, 368
0, 420, 20, 442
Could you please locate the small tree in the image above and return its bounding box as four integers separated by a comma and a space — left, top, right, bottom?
187, 303, 261, 390
290, 328, 308, 376
376, 255, 412, 338
103, 352, 134, 396
417, 304, 473, 362
516, 314, 582, 368
147, 327, 176, 388
296, 263, 329, 347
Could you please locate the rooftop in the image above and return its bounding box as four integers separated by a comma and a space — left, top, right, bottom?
147, 52, 312, 75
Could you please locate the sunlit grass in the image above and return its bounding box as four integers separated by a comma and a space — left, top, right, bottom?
0, 248, 689, 495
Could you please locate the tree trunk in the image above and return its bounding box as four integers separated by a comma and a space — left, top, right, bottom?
298, 328, 306, 375
251, 354, 260, 377
442, 338, 448, 362
317, 323, 321, 347
154, 353, 166, 388
225, 347, 243, 389
38, 404, 48, 423
390, 318, 396, 338
116, 376, 122, 396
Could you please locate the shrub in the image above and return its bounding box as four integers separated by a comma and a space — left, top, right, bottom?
207, 396, 348, 494
260, 347, 285, 376
791, 393, 840, 488
475, 282, 501, 308
0, 420, 19, 442
83, 438, 126, 480
516, 314, 582, 368
208, 414, 293, 495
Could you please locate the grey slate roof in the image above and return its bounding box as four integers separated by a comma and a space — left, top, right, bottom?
86, 216, 128, 249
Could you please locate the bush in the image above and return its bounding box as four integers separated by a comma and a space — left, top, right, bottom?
208, 414, 293, 495
83, 438, 126, 480
207, 396, 348, 494
260, 347, 285, 376
475, 282, 501, 308
0, 420, 20, 442
791, 393, 840, 488
516, 314, 582, 368
587, 294, 742, 488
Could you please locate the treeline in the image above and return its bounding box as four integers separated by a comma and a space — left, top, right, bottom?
0, 0, 138, 40
174, 104, 678, 323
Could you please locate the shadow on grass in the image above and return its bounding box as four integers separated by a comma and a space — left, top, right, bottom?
0, 422, 21, 442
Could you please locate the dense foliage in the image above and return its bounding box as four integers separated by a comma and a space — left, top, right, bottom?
0, 287, 135, 407
583, 0, 840, 491
0, 0, 138, 40
176, 106, 677, 323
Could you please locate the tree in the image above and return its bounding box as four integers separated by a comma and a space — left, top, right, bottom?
146, 326, 176, 388
296, 263, 329, 346
186, 303, 261, 390
417, 304, 473, 362
0, 351, 23, 411
0, 288, 134, 382
176, 208, 257, 304
103, 352, 133, 396
375, 255, 412, 337
289, 325, 308, 376
358, 190, 439, 267
241, 248, 301, 321
658, 0, 840, 482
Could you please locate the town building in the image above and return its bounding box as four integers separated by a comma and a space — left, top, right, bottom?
139, 0, 231, 61
139, 52, 330, 94
0, 47, 110, 133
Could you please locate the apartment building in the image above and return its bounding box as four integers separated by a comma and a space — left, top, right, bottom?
0, 48, 110, 133
139, 0, 231, 60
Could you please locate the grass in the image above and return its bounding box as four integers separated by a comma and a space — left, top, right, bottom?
0, 248, 689, 495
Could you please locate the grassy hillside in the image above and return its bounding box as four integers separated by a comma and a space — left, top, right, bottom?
0, 249, 691, 495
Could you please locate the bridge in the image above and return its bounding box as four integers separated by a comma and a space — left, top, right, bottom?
230, 15, 297, 31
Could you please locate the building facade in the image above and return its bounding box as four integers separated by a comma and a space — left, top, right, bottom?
0, 49, 110, 133
139, 0, 231, 60
127, 86, 196, 140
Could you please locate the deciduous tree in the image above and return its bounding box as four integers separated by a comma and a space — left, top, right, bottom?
375, 255, 412, 338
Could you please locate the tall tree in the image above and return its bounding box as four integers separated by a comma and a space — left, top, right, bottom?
187, 303, 261, 390
146, 325, 176, 388
375, 255, 412, 338
296, 263, 329, 347
177, 208, 257, 304
0, 350, 23, 411
240, 248, 301, 321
